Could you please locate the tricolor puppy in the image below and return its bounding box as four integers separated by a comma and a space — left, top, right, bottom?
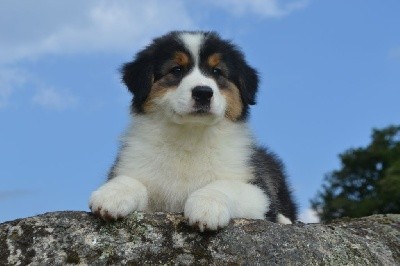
89, 31, 297, 231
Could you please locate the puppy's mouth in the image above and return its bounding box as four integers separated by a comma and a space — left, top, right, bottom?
190, 105, 211, 115
170, 106, 220, 126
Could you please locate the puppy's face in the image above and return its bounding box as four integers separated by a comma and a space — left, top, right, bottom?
122, 31, 258, 124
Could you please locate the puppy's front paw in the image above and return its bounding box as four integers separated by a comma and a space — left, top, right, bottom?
89, 176, 148, 221
184, 189, 231, 232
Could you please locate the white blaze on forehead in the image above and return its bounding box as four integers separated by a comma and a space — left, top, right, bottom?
179, 32, 205, 64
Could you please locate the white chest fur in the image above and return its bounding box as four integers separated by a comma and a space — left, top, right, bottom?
114, 115, 255, 212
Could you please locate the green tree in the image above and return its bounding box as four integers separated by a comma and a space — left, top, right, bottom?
311, 125, 400, 222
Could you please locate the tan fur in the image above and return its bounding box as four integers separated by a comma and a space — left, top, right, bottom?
143, 81, 173, 112
174, 52, 190, 66
221, 82, 243, 121
207, 53, 221, 67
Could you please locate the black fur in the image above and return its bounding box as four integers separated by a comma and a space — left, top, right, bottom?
199, 32, 259, 120
250, 146, 298, 222
121, 32, 191, 113
120, 31, 297, 223
121, 31, 258, 120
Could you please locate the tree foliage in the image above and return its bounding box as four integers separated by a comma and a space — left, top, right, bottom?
311, 125, 400, 222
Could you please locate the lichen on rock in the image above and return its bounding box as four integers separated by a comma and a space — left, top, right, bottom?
0, 211, 399, 265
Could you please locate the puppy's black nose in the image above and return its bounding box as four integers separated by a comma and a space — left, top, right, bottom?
192, 86, 213, 105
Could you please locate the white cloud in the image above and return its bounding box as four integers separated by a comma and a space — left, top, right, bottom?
0, 1, 307, 109
0, 66, 76, 111
32, 87, 78, 110
0, 0, 310, 65
0, 67, 29, 108
0, 0, 194, 64
299, 208, 320, 223
0, 1, 194, 109
209, 0, 310, 18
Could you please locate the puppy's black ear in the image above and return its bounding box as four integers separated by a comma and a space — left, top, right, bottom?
238, 63, 259, 106
121, 52, 154, 113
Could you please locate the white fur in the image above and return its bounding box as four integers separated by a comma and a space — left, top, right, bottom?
184, 180, 269, 231
89, 32, 271, 229
114, 116, 256, 211
161, 66, 226, 125
179, 32, 204, 63
96, 116, 270, 228
277, 213, 292, 225
157, 33, 227, 125
89, 175, 148, 218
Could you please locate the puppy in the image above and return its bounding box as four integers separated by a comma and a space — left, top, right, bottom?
89, 31, 297, 231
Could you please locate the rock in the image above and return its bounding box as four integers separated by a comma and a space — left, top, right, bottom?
0, 211, 399, 265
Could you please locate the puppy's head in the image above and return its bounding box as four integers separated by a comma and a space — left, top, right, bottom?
122, 31, 258, 125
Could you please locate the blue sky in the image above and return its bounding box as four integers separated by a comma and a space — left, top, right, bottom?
1, 0, 399, 223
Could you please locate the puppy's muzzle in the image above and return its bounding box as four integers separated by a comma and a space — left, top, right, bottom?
192, 86, 213, 111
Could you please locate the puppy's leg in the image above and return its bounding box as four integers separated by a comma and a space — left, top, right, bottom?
89, 175, 148, 220
184, 180, 269, 231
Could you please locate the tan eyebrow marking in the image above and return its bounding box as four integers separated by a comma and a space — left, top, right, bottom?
174, 51, 190, 66
207, 53, 221, 67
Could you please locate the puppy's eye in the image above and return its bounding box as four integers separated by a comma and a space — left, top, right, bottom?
170, 66, 183, 76
212, 67, 222, 77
